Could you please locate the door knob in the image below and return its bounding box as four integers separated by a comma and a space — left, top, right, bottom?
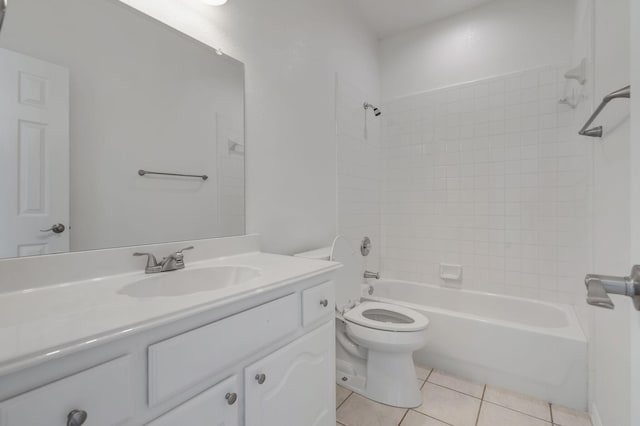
67, 409, 88, 426
40, 223, 66, 234
320, 299, 329, 307
255, 373, 266, 384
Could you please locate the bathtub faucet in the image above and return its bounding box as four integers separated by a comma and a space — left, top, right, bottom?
584, 265, 640, 311
364, 270, 380, 280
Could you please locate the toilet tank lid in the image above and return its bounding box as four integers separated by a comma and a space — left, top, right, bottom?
293, 246, 332, 261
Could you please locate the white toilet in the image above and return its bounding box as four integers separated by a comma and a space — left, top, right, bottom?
296, 236, 429, 408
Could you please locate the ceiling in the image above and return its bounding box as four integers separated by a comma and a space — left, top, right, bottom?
346, 0, 497, 38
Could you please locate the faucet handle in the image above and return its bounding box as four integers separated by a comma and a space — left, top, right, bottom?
174, 246, 194, 260
133, 252, 159, 268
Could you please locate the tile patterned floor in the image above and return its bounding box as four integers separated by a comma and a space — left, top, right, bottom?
336, 367, 592, 426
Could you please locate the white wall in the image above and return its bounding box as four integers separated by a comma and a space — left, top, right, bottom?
573, 0, 633, 424
380, 0, 575, 100
630, 2, 640, 424
119, 0, 380, 255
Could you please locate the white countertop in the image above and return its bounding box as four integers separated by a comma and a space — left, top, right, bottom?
0, 251, 340, 376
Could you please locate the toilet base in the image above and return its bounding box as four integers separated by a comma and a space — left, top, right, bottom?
336, 352, 423, 409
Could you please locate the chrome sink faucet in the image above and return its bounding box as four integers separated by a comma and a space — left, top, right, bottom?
134, 246, 194, 274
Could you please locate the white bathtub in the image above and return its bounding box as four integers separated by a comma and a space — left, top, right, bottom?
365, 279, 587, 410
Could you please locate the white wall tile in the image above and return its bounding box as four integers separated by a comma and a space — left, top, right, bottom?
380, 65, 590, 306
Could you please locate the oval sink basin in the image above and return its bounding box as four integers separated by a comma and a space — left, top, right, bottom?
118, 266, 261, 298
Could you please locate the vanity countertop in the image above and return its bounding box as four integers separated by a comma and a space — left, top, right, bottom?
0, 251, 340, 376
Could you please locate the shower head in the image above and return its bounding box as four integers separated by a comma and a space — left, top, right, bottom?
364, 102, 382, 117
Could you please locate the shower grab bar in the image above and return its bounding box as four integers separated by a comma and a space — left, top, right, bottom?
579, 85, 631, 137
138, 169, 208, 181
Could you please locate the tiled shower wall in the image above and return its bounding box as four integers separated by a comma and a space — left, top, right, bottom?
336, 75, 382, 273
380, 65, 592, 305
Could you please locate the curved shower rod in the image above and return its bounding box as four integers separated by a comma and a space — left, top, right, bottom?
579, 85, 631, 138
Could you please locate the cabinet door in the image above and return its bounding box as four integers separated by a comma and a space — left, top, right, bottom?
147, 376, 239, 426
245, 321, 335, 426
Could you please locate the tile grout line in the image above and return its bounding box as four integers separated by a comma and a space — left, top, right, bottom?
482, 400, 554, 424
409, 409, 456, 426
397, 408, 410, 426
475, 400, 484, 426
475, 385, 487, 426
336, 390, 353, 411
425, 380, 484, 400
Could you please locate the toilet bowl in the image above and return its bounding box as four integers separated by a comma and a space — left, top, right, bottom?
296, 236, 429, 408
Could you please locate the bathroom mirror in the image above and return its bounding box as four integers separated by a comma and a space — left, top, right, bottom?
0, 0, 245, 259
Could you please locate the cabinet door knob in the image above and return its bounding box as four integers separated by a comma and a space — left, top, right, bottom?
225, 392, 238, 405
320, 299, 328, 307
67, 410, 88, 426
255, 373, 266, 384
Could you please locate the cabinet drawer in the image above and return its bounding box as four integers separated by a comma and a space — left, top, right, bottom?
302, 281, 335, 326
147, 375, 239, 426
0, 356, 132, 426
148, 293, 299, 406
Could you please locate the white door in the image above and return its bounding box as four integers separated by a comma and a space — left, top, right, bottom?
0, 48, 69, 258
244, 322, 335, 426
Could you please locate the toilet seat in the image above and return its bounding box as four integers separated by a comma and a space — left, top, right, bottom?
343, 301, 429, 332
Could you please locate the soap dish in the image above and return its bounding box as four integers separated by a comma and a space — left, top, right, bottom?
440, 263, 463, 281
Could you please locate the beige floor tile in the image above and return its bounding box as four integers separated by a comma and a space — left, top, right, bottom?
427, 370, 485, 398
400, 410, 449, 426
415, 382, 481, 426
477, 402, 552, 426
336, 385, 352, 408
415, 366, 432, 381
551, 404, 592, 426
336, 393, 408, 426
484, 385, 551, 421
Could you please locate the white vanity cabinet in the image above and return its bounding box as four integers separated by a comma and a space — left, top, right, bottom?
244, 321, 335, 426
0, 270, 337, 426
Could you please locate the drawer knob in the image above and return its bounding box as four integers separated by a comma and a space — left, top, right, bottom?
67, 410, 88, 426
320, 299, 329, 307
225, 392, 238, 405
255, 373, 266, 384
